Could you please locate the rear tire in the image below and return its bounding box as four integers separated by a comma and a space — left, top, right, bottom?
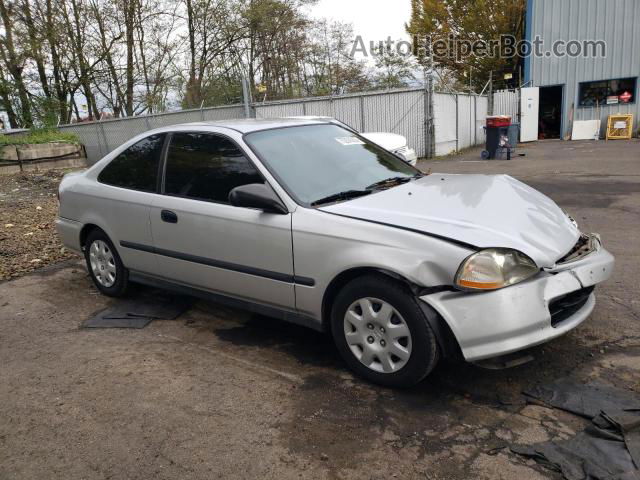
330, 274, 439, 388
84, 229, 129, 298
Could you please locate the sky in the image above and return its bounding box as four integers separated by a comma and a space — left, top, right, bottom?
308, 0, 413, 47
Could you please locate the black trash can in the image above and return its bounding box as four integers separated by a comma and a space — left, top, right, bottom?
496, 123, 520, 159
482, 116, 513, 160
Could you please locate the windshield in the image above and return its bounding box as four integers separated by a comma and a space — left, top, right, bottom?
244, 124, 420, 205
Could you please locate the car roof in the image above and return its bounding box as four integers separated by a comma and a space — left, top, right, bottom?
176, 117, 330, 134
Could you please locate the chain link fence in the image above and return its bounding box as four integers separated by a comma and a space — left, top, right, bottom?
493, 89, 520, 121
253, 89, 430, 160
58, 104, 245, 164
58, 88, 489, 165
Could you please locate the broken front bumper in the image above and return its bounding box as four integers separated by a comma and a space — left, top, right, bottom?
420, 238, 615, 362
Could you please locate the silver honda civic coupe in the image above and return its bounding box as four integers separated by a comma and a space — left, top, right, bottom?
56, 118, 614, 387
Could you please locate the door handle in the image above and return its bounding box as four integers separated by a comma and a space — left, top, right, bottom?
161, 209, 178, 224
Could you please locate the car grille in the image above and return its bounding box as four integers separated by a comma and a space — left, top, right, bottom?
549, 286, 595, 327
394, 146, 409, 155
557, 234, 594, 264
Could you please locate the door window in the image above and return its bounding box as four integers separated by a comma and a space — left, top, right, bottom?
164, 132, 263, 203
98, 133, 166, 192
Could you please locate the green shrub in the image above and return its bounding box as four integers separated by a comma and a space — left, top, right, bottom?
0, 129, 80, 146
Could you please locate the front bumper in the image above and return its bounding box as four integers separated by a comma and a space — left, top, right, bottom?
420, 239, 615, 362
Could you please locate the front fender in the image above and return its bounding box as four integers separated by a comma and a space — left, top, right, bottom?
292, 208, 472, 320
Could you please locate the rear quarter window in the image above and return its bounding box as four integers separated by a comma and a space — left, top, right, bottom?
98, 134, 166, 192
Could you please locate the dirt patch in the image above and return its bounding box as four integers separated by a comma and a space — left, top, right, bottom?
0, 170, 76, 280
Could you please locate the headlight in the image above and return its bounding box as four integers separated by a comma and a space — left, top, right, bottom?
393, 149, 407, 161
455, 248, 539, 291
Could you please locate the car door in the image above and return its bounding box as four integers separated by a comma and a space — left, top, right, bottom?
95, 133, 166, 275
149, 131, 295, 310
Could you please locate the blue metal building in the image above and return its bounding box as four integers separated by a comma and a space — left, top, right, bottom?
524, 0, 639, 139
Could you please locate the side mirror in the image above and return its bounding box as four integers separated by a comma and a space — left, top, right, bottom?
228, 183, 288, 215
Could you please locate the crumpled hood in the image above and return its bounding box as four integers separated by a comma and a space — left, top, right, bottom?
319, 174, 580, 268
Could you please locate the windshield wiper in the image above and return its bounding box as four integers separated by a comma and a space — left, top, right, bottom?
366, 176, 415, 191
311, 189, 373, 207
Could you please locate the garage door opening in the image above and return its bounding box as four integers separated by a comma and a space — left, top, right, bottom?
538, 85, 563, 139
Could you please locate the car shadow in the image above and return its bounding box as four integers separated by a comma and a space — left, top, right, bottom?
213, 313, 344, 370
208, 304, 598, 405
101, 285, 606, 407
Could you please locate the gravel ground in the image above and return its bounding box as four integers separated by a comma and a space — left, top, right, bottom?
0, 140, 638, 479
0, 170, 75, 280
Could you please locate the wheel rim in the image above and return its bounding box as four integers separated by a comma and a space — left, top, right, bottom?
89, 240, 117, 288
343, 297, 412, 374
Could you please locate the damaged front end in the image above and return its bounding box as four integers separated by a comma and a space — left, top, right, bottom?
418, 234, 615, 363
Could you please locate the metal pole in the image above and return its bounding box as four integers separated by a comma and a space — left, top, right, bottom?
474, 95, 477, 146
455, 94, 459, 153
241, 76, 251, 119
99, 123, 109, 157
489, 71, 494, 116
423, 85, 429, 158
423, 37, 435, 159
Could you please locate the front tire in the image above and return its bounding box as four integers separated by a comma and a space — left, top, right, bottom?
84, 229, 129, 297
331, 274, 439, 388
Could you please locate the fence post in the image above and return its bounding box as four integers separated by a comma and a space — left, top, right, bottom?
99, 123, 109, 157
488, 71, 494, 115
474, 95, 477, 146
423, 90, 428, 159
424, 73, 435, 159
455, 94, 459, 153
16, 146, 23, 172
359, 95, 366, 132
241, 77, 251, 119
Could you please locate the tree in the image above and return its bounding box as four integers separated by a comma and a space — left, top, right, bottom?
407, 0, 526, 91
182, 0, 246, 108
371, 42, 416, 90
303, 20, 371, 96
0, 0, 33, 126
0, 0, 384, 127
40, 0, 77, 123
236, 0, 312, 100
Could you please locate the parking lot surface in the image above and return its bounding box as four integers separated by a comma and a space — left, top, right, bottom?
1, 139, 639, 479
